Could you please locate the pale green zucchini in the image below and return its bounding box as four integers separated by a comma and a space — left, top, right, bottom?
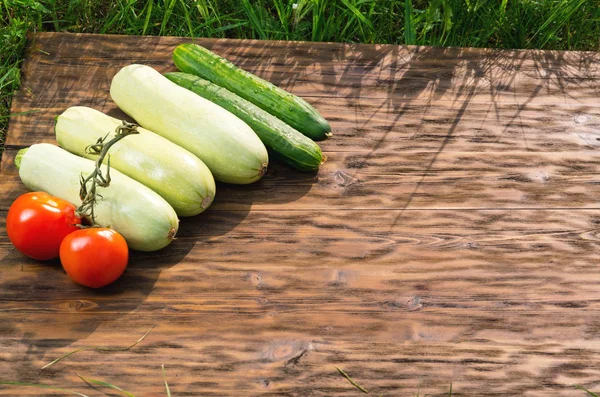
55, 106, 216, 217
110, 64, 268, 184
16, 143, 179, 252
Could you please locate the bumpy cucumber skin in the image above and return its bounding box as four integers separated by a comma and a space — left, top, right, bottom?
17, 144, 179, 252
55, 106, 216, 217
165, 72, 323, 172
173, 43, 332, 141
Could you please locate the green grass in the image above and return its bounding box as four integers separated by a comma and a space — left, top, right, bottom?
1, 0, 599, 154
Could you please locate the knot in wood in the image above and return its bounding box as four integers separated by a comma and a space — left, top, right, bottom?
573, 114, 591, 124
261, 340, 313, 363
465, 241, 478, 249
67, 300, 97, 311
382, 296, 423, 311
333, 170, 359, 187
405, 296, 423, 311
247, 272, 262, 288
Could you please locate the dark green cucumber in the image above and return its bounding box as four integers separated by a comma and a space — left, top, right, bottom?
165, 72, 324, 171
172, 43, 332, 141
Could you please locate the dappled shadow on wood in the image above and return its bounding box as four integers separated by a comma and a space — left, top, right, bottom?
176, 162, 318, 238
219, 40, 600, 225
0, 149, 318, 386
4, 33, 600, 395
0, 230, 192, 383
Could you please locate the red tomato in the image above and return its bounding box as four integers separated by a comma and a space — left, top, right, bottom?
59, 228, 128, 288
6, 192, 81, 260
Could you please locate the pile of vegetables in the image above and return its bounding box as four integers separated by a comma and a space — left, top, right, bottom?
7, 43, 331, 288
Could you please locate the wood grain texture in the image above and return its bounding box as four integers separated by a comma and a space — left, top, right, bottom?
5, 147, 600, 212
2, 32, 600, 396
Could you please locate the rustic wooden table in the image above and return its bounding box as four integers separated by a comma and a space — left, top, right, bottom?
1, 32, 600, 396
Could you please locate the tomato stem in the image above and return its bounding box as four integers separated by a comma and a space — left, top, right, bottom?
77, 121, 139, 226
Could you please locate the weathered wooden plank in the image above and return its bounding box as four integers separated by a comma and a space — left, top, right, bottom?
6, 33, 600, 148
2, 205, 600, 395
2, 207, 600, 303
1, 313, 599, 396
22, 52, 600, 101
25, 32, 600, 70
2, 32, 600, 396
24, 33, 600, 83
6, 96, 600, 151
4, 148, 600, 211
0, 204, 600, 396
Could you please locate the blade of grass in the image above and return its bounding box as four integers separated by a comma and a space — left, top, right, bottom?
499, 0, 508, 15
142, 0, 153, 35
212, 21, 249, 34
78, 375, 135, 397
335, 366, 368, 394
0, 381, 90, 397
42, 325, 154, 370
240, 0, 267, 40
100, 0, 133, 34
575, 385, 599, 397
527, 0, 587, 48
159, 0, 177, 35
272, 0, 290, 39
311, 0, 321, 42
340, 0, 375, 31
404, 0, 416, 45
440, 0, 453, 45
162, 364, 171, 397
178, 0, 194, 37
0, 109, 40, 120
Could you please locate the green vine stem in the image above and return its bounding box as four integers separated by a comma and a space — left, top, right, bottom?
77, 120, 139, 226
